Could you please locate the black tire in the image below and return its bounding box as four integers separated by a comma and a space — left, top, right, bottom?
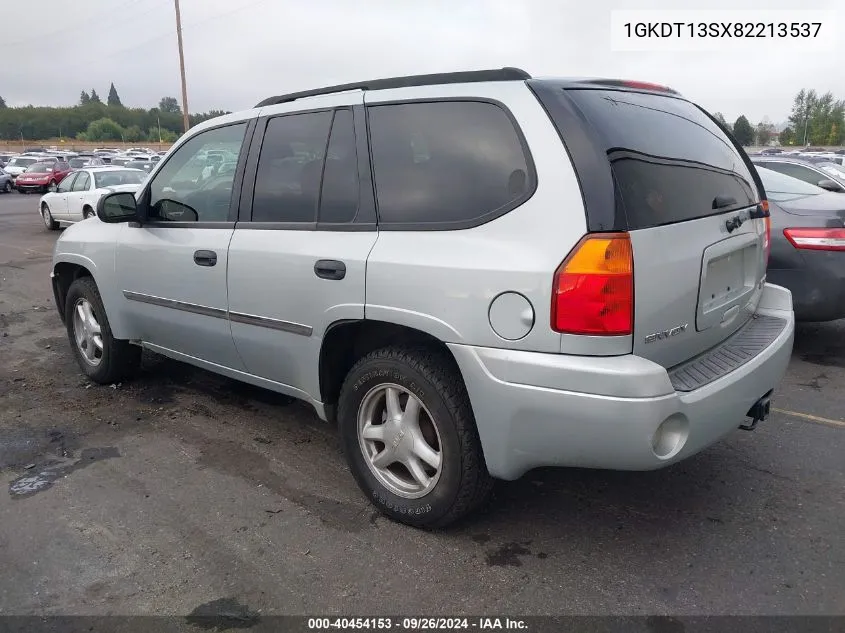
41, 202, 59, 230
64, 276, 141, 384
2, 181, 10, 193
338, 346, 493, 529
83, 206, 95, 219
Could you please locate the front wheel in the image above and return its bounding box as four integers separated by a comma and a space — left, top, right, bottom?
41, 203, 59, 230
2, 181, 11, 193
64, 277, 141, 384
47, 181, 57, 193
337, 346, 493, 529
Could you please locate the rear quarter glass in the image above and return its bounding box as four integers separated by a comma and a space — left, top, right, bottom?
531, 84, 760, 230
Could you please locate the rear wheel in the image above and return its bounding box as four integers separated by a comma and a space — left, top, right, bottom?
65, 277, 141, 384
41, 203, 59, 230
337, 346, 493, 528
83, 206, 95, 220
2, 181, 11, 193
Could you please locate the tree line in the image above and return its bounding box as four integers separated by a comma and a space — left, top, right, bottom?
713, 88, 844, 147
0, 83, 229, 143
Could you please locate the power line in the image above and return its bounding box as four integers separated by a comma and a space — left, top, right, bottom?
5, 0, 168, 48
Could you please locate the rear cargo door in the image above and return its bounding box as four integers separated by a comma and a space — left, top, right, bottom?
563, 88, 768, 368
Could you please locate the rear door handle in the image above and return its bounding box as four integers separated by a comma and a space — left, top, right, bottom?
193, 250, 217, 267
314, 259, 346, 280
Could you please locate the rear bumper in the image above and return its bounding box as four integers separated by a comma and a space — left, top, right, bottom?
449, 283, 795, 480
768, 254, 845, 322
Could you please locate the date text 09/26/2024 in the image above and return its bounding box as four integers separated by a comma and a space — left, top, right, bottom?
307, 618, 528, 630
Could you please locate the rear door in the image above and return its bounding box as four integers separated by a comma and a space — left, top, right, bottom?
226, 94, 378, 398
532, 84, 768, 368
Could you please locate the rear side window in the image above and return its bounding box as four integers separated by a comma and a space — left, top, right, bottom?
566, 89, 758, 229
368, 101, 533, 227
252, 111, 332, 223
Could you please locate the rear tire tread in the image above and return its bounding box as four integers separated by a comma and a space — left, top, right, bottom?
339, 345, 493, 529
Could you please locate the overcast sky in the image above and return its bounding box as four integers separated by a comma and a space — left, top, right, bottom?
2, 0, 842, 124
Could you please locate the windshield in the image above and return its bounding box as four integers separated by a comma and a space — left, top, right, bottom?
93, 169, 146, 188
9, 157, 37, 167
757, 166, 826, 200
25, 162, 54, 173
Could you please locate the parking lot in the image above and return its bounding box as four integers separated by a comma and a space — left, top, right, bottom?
0, 190, 843, 617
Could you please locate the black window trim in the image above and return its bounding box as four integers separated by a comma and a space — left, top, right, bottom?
527, 79, 765, 232
364, 96, 538, 232
237, 105, 377, 232
134, 117, 256, 230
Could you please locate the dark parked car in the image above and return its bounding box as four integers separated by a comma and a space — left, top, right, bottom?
752, 156, 845, 193
758, 166, 845, 322
0, 171, 13, 193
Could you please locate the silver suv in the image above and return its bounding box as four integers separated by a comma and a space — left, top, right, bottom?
51, 68, 795, 527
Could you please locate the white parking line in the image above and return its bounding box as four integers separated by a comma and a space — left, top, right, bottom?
773, 407, 845, 429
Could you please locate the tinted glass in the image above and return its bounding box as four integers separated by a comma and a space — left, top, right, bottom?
93, 169, 146, 188
756, 166, 825, 201
319, 109, 359, 223
762, 162, 826, 186
9, 158, 37, 166
368, 101, 531, 225
69, 158, 86, 168
26, 162, 54, 173
148, 123, 247, 222
566, 89, 759, 229
252, 111, 332, 223
57, 173, 77, 193
72, 172, 90, 191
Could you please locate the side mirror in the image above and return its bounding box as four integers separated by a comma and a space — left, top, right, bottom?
817, 179, 844, 192
97, 191, 139, 223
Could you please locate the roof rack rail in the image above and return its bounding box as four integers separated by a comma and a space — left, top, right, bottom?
254, 67, 531, 108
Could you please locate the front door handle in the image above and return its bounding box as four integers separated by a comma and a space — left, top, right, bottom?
314, 259, 346, 280
194, 250, 217, 267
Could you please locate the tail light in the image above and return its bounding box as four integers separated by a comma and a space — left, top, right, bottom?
783, 227, 845, 251
551, 233, 634, 336
761, 200, 771, 264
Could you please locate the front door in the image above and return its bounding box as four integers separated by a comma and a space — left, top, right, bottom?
50, 172, 76, 219
227, 99, 378, 400
115, 121, 252, 369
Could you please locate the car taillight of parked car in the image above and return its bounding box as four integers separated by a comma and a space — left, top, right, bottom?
551, 232, 634, 336
783, 228, 845, 252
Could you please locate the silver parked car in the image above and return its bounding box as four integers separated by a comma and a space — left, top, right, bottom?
51, 68, 795, 527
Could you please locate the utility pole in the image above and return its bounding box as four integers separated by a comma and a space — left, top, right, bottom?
174, 0, 190, 133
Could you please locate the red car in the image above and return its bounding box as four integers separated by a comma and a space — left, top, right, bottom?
15, 159, 72, 194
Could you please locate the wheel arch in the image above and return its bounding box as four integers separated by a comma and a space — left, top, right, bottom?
318, 319, 465, 424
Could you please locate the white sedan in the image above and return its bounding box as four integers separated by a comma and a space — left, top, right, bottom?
38, 167, 147, 230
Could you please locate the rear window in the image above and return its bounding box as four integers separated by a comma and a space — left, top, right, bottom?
566, 89, 759, 229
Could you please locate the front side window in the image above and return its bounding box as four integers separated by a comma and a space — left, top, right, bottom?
251, 111, 333, 223
57, 173, 77, 193
368, 101, 532, 226
147, 123, 247, 222
72, 172, 91, 191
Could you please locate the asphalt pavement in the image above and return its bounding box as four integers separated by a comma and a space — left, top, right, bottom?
0, 191, 843, 617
